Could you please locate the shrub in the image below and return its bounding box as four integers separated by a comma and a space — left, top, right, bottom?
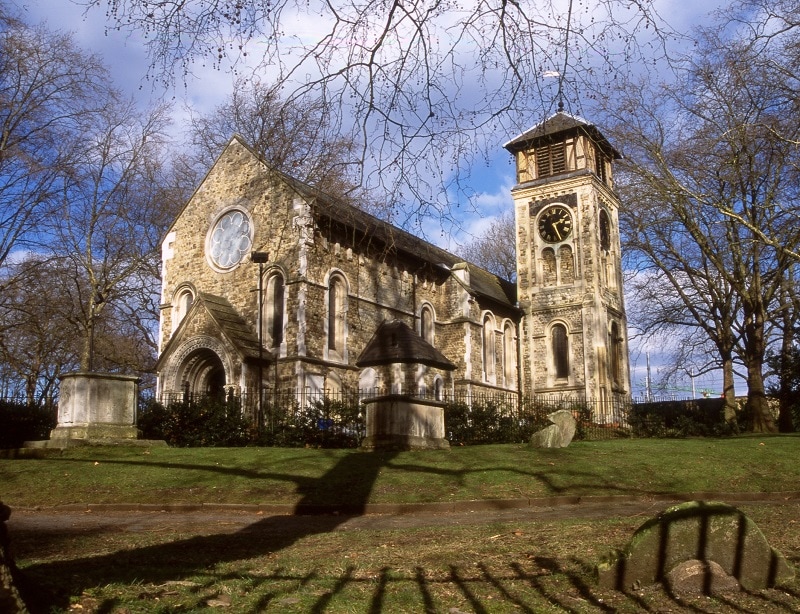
446, 398, 551, 445
258, 397, 364, 448
139, 396, 365, 448
626, 398, 737, 437
0, 399, 56, 448
138, 397, 250, 447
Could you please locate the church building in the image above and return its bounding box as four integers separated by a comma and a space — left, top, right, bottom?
155, 112, 631, 420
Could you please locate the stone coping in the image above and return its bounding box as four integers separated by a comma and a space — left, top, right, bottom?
12, 491, 800, 517
59, 371, 140, 383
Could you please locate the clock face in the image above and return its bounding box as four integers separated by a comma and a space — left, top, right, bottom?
538, 205, 573, 243
599, 209, 611, 251
207, 209, 252, 270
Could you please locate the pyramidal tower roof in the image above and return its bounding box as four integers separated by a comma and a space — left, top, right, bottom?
503, 111, 621, 159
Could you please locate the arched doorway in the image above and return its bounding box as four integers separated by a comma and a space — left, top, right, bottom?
179, 348, 227, 400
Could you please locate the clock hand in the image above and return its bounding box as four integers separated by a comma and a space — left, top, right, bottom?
552, 222, 562, 241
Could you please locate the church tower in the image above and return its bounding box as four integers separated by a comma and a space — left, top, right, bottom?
504, 112, 631, 417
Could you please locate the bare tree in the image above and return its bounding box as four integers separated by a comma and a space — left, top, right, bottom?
603, 3, 800, 432
46, 96, 182, 371
185, 77, 382, 213
0, 259, 82, 401
88, 0, 674, 226
0, 7, 110, 279
0, 8, 192, 395
458, 210, 516, 280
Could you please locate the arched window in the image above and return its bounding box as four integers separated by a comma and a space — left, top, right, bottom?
264, 273, 285, 348
327, 273, 348, 360
610, 321, 622, 386
503, 322, 516, 389
420, 304, 435, 345
542, 248, 557, 286
599, 209, 611, 252
552, 323, 569, 380
482, 313, 496, 383
559, 245, 574, 284
433, 375, 444, 401
172, 287, 194, 333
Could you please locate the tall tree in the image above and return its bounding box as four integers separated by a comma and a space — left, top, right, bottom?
185, 78, 380, 213
0, 7, 187, 394
602, 3, 800, 432
89, 0, 673, 224
0, 6, 110, 279
0, 259, 82, 401
47, 96, 181, 371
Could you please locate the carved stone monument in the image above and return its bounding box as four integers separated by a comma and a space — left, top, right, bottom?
357, 320, 455, 451
48, 372, 141, 446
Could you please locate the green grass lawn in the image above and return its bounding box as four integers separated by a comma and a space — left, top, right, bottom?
2, 435, 799, 508
5, 436, 800, 613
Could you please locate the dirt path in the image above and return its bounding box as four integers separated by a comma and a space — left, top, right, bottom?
8, 494, 796, 536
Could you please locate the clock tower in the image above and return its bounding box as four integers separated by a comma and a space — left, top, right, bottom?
504, 112, 631, 418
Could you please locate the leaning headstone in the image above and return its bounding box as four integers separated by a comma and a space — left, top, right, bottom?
596, 501, 795, 592
529, 409, 576, 448
0, 502, 29, 613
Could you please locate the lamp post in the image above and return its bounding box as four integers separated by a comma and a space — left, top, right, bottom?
251, 251, 269, 425
88, 292, 104, 372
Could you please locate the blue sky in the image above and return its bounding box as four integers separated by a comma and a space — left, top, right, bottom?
17, 0, 736, 398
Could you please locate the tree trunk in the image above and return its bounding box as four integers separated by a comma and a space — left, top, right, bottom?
777, 288, 796, 432
720, 355, 738, 429
745, 362, 778, 433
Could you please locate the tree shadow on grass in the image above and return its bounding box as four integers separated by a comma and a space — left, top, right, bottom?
14, 514, 800, 612
11, 450, 800, 612
16, 449, 397, 612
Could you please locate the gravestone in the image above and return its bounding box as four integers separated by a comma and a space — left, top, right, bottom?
529, 409, 576, 448
596, 501, 794, 592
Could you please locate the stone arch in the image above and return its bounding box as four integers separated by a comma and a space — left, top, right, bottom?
171, 283, 196, 333
542, 248, 557, 286
180, 348, 227, 400
482, 311, 497, 384
559, 244, 574, 284
419, 302, 436, 346
161, 335, 235, 398
324, 268, 350, 362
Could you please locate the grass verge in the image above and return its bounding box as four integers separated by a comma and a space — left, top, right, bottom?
4, 436, 800, 612
2, 436, 800, 508
10, 503, 800, 612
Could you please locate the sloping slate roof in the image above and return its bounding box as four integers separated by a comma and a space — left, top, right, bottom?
356, 320, 456, 370
300, 182, 517, 307
503, 111, 621, 159
198, 293, 268, 361
232, 136, 518, 310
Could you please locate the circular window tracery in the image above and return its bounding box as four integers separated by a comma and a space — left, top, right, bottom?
207, 208, 253, 270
